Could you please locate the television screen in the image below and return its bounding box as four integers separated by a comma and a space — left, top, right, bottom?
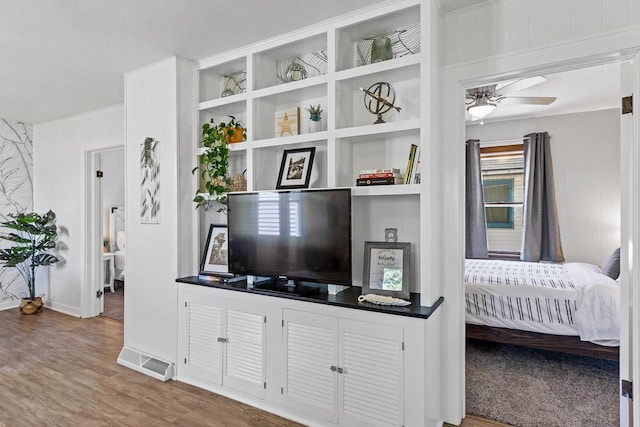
227, 188, 352, 286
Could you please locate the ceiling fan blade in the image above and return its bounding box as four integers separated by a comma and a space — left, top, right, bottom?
500, 96, 557, 105
495, 76, 547, 94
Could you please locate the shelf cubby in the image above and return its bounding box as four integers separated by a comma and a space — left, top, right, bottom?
335, 4, 421, 72
253, 32, 328, 90
252, 140, 327, 191
252, 83, 327, 141
198, 56, 248, 103
334, 63, 420, 129
335, 127, 420, 188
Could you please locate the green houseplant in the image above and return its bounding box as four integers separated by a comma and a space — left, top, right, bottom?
0, 210, 60, 314
305, 104, 323, 133
193, 116, 246, 211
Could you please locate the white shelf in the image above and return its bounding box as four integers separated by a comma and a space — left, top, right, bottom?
335, 54, 422, 82
197, 142, 249, 155
198, 93, 248, 111
335, 119, 421, 139
252, 132, 328, 149
351, 184, 420, 197
253, 75, 329, 99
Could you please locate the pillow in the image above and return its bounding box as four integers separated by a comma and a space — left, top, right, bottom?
600, 248, 620, 279
116, 231, 126, 251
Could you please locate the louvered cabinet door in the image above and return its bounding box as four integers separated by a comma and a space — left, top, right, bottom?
183, 302, 224, 385
339, 319, 404, 427
222, 302, 266, 399
282, 309, 339, 423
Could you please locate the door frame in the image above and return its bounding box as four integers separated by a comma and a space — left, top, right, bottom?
83, 146, 125, 318
440, 48, 640, 425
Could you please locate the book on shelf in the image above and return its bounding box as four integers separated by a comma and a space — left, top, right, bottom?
358, 172, 402, 179
356, 177, 404, 186
403, 144, 418, 184
409, 146, 421, 184
359, 168, 401, 175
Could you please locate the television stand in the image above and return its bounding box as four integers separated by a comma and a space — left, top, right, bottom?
252, 278, 320, 297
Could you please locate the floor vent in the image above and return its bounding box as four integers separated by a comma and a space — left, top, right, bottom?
117, 347, 174, 381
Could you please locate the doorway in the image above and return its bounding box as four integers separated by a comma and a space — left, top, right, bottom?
443, 51, 640, 426
85, 146, 125, 320
463, 62, 622, 426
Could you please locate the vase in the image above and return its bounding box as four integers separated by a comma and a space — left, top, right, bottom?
371, 36, 393, 63
20, 297, 44, 315
309, 117, 321, 133
225, 127, 244, 143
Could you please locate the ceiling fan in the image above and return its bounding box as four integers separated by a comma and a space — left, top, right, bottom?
466, 76, 557, 123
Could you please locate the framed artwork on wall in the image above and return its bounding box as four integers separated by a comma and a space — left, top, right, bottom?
276, 147, 316, 189
200, 224, 233, 277
362, 241, 410, 300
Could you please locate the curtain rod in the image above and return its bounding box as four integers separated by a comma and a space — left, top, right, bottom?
478, 134, 552, 147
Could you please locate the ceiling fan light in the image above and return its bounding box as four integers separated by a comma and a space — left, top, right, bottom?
467, 98, 497, 118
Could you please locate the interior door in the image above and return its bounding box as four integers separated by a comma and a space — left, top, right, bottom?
620, 58, 637, 427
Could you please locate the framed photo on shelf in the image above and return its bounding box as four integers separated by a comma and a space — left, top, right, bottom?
276, 147, 316, 189
274, 107, 300, 137
200, 224, 233, 277
362, 241, 410, 300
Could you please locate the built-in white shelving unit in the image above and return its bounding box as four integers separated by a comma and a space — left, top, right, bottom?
194, 0, 427, 292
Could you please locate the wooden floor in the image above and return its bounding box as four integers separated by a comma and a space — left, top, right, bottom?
0, 307, 509, 427
0, 308, 299, 427
456, 415, 513, 427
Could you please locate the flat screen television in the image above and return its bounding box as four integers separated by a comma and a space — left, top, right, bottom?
227, 188, 352, 291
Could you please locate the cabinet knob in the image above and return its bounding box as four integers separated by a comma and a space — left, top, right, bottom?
337, 367, 344, 374
330, 365, 337, 372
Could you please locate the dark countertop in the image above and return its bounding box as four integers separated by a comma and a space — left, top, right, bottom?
176, 276, 443, 320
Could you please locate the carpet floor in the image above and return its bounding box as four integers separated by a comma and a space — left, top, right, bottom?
101, 282, 123, 322
466, 338, 619, 427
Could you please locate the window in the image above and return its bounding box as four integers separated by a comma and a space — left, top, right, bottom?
480, 144, 524, 253
483, 179, 514, 228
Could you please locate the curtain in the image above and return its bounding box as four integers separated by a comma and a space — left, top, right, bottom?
521, 132, 565, 262
465, 139, 488, 259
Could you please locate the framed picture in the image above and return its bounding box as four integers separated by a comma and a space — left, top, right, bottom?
275, 107, 300, 137
276, 147, 316, 189
200, 224, 233, 277
362, 241, 410, 299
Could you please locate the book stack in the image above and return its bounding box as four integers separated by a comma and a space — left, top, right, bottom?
356, 168, 403, 186
403, 144, 421, 184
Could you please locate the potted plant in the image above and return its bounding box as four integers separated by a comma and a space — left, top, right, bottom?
0, 210, 60, 314
305, 104, 323, 133
192, 116, 247, 211
222, 115, 246, 144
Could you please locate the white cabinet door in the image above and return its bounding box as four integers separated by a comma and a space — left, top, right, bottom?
282, 309, 339, 423
223, 300, 266, 399
182, 301, 224, 385
339, 319, 404, 427
179, 291, 266, 399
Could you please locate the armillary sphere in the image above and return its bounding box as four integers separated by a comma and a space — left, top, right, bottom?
360, 82, 402, 124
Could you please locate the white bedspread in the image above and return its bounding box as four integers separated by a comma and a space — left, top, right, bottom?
465, 259, 620, 346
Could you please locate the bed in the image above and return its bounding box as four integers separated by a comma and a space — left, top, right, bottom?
465, 259, 620, 360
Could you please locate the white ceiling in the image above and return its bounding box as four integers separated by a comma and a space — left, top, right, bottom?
466, 62, 621, 125
0, 0, 386, 124
0, 0, 620, 125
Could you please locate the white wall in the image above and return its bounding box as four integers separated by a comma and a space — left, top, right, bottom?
0, 119, 33, 310
33, 104, 124, 316
442, 0, 640, 66
101, 148, 125, 249
123, 57, 194, 363
467, 108, 621, 265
